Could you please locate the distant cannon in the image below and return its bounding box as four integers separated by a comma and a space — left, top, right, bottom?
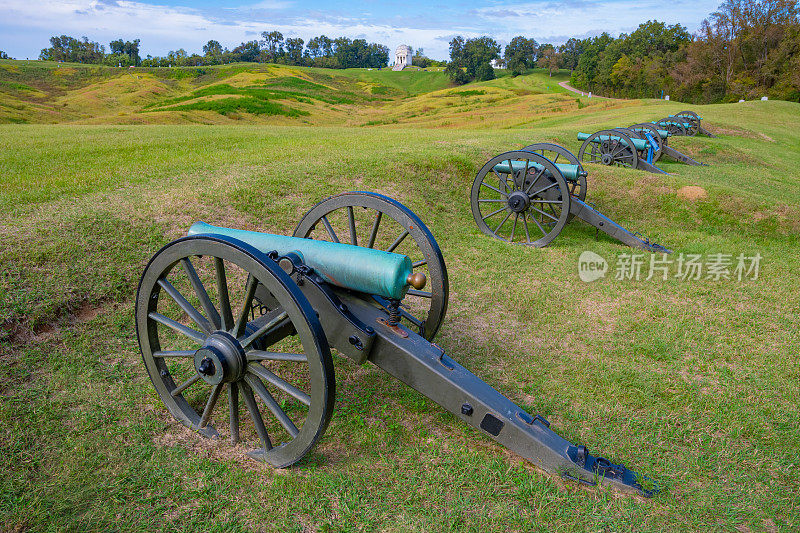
135, 191, 656, 497
629, 123, 706, 166
470, 144, 670, 252
654, 110, 716, 138
577, 129, 666, 174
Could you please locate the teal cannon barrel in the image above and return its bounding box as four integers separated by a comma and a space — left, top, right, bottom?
577, 132, 647, 152
188, 222, 413, 300
493, 160, 584, 182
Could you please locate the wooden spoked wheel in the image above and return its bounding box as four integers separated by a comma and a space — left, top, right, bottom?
630, 123, 666, 162
471, 150, 571, 248
293, 191, 449, 341
136, 235, 335, 467
522, 142, 587, 203
674, 111, 700, 136
578, 129, 639, 169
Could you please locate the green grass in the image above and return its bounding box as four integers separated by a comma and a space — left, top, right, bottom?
1, 83, 800, 531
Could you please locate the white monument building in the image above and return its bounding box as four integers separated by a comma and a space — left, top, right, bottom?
393, 45, 412, 70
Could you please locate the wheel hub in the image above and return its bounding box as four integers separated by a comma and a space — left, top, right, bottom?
601, 153, 614, 165
194, 331, 247, 385
507, 191, 530, 213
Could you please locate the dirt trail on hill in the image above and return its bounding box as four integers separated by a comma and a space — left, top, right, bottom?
558, 81, 619, 100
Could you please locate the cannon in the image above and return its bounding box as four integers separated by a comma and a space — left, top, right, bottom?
135, 191, 656, 497
654, 110, 716, 138
629, 123, 706, 166
576, 129, 666, 174
470, 144, 670, 252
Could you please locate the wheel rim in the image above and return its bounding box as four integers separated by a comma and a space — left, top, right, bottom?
293, 191, 448, 341
675, 112, 700, 136
522, 143, 588, 204
578, 130, 638, 169
471, 150, 571, 247
630, 123, 665, 161
136, 235, 335, 467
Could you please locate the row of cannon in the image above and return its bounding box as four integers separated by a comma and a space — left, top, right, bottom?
471, 110, 716, 251
134, 110, 714, 499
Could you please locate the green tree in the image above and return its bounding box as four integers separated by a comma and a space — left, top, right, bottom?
260, 31, 284, 62
446, 35, 500, 83
109, 38, 141, 65
504, 36, 538, 75
203, 40, 223, 56
285, 37, 304, 65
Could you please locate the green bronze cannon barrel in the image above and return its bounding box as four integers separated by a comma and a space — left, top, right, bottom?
577, 132, 647, 151
492, 160, 584, 182
188, 222, 413, 300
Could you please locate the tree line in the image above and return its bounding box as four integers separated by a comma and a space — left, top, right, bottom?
37, 32, 394, 69
29, 0, 800, 103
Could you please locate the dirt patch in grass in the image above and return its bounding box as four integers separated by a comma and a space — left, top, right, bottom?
677, 186, 708, 201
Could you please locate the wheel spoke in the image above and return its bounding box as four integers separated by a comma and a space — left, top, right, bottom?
367, 210, 382, 249
171, 373, 200, 397
412, 259, 427, 268
245, 375, 300, 439
493, 211, 513, 236
233, 275, 258, 338
181, 258, 221, 329
399, 308, 423, 328
507, 160, 518, 191
248, 363, 311, 406
241, 309, 289, 349
510, 213, 519, 242
482, 206, 506, 221
149, 312, 206, 343
406, 289, 432, 298
198, 384, 222, 429
347, 206, 357, 246
321, 215, 340, 243
157, 278, 213, 334
522, 211, 532, 243
529, 211, 548, 236
526, 173, 553, 195
530, 205, 559, 222
478, 198, 507, 203
153, 350, 195, 358
241, 381, 272, 452
247, 351, 308, 362
386, 229, 409, 253
215, 257, 234, 331
229, 382, 240, 444
480, 181, 508, 197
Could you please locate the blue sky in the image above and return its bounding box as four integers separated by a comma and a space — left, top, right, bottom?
1, 0, 721, 60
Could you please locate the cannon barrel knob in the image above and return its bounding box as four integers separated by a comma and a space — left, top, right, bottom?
406, 272, 427, 290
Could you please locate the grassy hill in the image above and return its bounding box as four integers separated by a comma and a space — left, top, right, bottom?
1, 60, 611, 127
1, 60, 800, 531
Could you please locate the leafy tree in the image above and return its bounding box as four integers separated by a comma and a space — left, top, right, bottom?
232, 41, 260, 63
504, 36, 538, 75
284, 38, 305, 65
0, 51, 9, 59
537, 44, 562, 76
446, 35, 500, 83
203, 40, 223, 56
39, 35, 105, 63
558, 38, 583, 72
260, 31, 284, 62
109, 39, 141, 65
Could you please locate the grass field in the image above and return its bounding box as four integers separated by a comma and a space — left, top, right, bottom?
1, 61, 800, 532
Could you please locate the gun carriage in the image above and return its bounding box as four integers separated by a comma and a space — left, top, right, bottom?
469, 144, 670, 252
576, 129, 666, 174
654, 110, 716, 138
135, 191, 656, 497
628, 123, 706, 166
